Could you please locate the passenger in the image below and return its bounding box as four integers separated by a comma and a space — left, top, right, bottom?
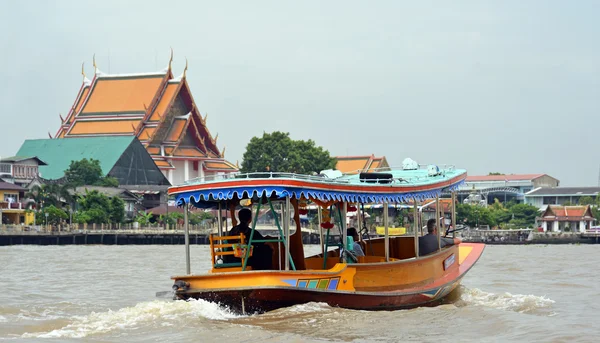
418, 219, 461, 256
227, 208, 273, 270
347, 227, 365, 257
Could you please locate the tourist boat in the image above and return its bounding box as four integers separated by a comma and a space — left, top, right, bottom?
168, 165, 485, 314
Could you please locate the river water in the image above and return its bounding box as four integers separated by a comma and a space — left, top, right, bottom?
0, 244, 598, 342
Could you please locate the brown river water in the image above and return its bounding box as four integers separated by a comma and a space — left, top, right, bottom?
1, 244, 598, 342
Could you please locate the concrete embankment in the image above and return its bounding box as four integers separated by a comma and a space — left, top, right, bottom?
0, 229, 323, 246
461, 229, 600, 245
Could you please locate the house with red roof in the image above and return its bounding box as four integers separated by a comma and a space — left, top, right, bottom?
335, 155, 390, 174
540, 205, 595, 232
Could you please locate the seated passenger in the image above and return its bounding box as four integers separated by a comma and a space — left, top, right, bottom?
347, 227, 365, 257
225, 208, 273, 270
418, 219, 461, 256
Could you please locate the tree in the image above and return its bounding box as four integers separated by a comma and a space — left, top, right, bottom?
507, 203, 539, 227
456, 204, 496, 227
134, 211, 153, 226
579, 196, 595, 205
240, 131, 336, 174
488, 172, 504, 175
64, 158, 119, 187
109, 197, 125, 224
75, 190, 124, 224
37, 205, 68, 225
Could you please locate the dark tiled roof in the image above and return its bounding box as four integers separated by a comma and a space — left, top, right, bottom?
0, 181, 26, 191
526, 187, 600, 196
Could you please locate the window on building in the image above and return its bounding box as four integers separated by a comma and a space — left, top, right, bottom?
3, 194, 18, 203
0, 163, 11, 174
193, 161, 199, 171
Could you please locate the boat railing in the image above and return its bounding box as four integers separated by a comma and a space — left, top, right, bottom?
177, 164, 459, 188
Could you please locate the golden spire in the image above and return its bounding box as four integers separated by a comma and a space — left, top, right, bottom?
236, 160, 240, 169
168, 47, 173, 70
213, 133, 219, 143
183, 57, 188, 78
93, 54, 98, 73
59, 113, 64, 123
81, 62, 86, 80
202, 113, 208, 125
221, 146, 226, 158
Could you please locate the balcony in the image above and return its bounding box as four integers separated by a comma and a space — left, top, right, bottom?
0, 202, 27, 210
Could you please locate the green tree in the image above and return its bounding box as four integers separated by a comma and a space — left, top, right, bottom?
135, 211, 153, 226
456, 204, 496, 227
488, 172, 504, 175
508, 203, 539, 227
37, 205, 68, 225
240, 131, 336, 174
75, 190, 124, 224
579, 196, 595, 205
109, 196, 125, 223
64, 158, 119, 187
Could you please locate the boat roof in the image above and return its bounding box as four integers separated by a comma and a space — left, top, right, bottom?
169, 166, 467, 207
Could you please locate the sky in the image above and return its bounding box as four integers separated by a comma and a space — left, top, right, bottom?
0, 1, 598, 186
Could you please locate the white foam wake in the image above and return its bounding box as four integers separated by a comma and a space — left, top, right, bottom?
22, 299, 240, 339
459, 288, 555, 314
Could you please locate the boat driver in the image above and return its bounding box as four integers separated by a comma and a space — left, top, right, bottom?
226, 208, 273, 270
418, 219, 461, 256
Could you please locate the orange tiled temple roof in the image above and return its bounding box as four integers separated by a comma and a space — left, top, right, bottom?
55, 56, 237, 171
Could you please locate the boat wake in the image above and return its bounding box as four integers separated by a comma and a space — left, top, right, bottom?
455, 287, 556, 315
21, 299, 241, 339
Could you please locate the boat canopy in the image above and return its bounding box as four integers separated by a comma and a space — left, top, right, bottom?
169, 166, 467, 208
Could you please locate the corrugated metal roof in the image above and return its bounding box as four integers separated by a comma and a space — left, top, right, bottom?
16, 137, 134, 180
526, 187, 600, 196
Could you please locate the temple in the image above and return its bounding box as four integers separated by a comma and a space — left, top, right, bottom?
54, 52, 238, 185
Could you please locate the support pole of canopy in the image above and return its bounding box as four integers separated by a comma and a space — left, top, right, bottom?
436, 195, 441, 252
217, 202, 223, 237
384, 201, 389, 262
413, 199, 419, 258
318, 207, 324, 256
184, 202, 190, 275
284, 196, 291, 271
342, 202, 348, 257
451, 192, 457, 238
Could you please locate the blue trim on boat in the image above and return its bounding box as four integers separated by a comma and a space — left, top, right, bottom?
176, 179, 464, 207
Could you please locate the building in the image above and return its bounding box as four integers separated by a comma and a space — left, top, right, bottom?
53, 56, 237, 185
0, 156, 47, 187
0, 181, 33, 225
457, 174, 560, 205
16, 136, 169, 186
335, 155, 390, 174
525, 187, 600, 209
540, 205, 595, 232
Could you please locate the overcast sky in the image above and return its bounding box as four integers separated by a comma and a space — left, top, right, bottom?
1, 1, 598, 186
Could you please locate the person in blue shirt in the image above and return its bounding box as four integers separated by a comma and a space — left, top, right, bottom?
347, 227, 365, 257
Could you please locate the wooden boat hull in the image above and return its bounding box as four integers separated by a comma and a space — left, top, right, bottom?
172, 243, 485, 314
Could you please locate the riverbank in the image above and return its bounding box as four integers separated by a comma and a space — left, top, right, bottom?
459, 229, 600, 244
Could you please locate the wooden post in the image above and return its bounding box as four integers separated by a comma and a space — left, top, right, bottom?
184, 202, 190, 275
384, 201, 389, 262
436, 195, 441, 252
414, 199, 419, 258
284, 196, 291, 271
318, 207, 324, 255
342, 201, 348, 256
451, 192, 457, 238
217, 202, 223, 236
